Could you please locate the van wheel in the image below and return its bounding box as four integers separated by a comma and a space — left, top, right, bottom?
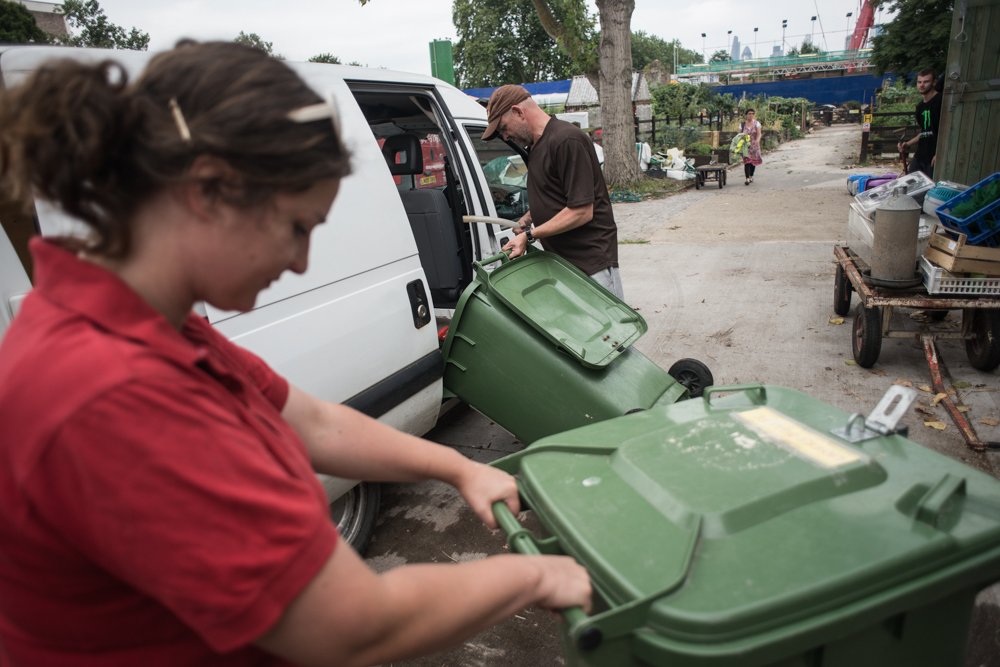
668, 358, 714, 398
330, 482, 380, 555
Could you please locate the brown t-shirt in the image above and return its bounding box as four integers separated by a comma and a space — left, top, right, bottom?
528, 118, 618, 275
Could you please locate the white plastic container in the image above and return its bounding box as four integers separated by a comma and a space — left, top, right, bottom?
854, 172, 934, 216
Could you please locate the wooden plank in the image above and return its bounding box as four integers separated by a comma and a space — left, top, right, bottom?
925, 247, 1000, 275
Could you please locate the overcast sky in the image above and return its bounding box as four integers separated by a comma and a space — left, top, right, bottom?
91, 0, 888, 80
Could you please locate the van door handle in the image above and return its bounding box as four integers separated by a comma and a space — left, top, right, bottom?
406, 280, 431, 329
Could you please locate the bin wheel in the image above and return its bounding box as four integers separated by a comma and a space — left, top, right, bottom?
852, 304, 882, 368
834, 263, 852, 316
965, 309, 1000, 371
328, 481, 380, 555
668, 358, 714, 398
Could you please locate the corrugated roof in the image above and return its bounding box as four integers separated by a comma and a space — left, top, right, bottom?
567, 72, 650, 108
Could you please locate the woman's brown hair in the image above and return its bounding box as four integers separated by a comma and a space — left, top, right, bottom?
0, 41, 351, 257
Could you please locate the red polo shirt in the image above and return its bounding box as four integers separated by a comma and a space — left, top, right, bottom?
0, 239, 338, 666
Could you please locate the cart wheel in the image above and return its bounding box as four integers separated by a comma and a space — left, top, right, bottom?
965, 309, 1000, 371
834, 263, 852, 316
717, 173, 723, 189
852, 304, 882, 368
695, 174, 702, 190
722, 170, 727, 186
668, 358, 714, 398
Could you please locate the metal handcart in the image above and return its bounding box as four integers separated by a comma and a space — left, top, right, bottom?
833, 245, 1000, 451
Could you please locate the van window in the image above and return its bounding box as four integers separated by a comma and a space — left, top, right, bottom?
465, 130, 529, 223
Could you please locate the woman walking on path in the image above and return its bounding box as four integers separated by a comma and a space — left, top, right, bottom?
741, 109, 763, 185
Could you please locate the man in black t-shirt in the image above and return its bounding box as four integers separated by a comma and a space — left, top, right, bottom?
897, 69, 941, 179
482, 85, 623, 299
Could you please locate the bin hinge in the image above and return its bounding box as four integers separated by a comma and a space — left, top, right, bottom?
831, 385, 918, 443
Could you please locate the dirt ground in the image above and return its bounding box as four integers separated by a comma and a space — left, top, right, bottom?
366, 124, 1000, 667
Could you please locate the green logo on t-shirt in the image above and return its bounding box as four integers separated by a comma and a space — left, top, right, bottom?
922, 109, 932, 129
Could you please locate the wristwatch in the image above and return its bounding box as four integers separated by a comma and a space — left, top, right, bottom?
524, 225, 535, 243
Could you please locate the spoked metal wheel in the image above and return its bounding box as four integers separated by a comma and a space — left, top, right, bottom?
668, 358, 715, 398
852, 304, 882, 368
965, 309, 1000, 372
327, 481, 381, 555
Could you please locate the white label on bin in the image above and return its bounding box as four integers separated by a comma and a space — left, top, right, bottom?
735, 407, 864, 469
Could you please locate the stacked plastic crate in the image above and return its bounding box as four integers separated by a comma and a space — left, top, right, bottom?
922, 172, 1000, 296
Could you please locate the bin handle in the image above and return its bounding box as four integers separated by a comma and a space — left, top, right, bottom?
703, 384, 767, 408
491, 501, 603, 652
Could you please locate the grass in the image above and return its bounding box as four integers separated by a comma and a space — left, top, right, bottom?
609, 174, 697, 201
619, 239, 651, 244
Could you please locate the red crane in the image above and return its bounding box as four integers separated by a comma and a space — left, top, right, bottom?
849, 0, 875, 51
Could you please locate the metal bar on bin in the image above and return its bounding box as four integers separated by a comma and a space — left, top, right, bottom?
491, 501, 603, 652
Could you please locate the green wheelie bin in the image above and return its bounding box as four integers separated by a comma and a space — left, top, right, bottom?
492, 384, 1000, 666
441, 250, 711, 445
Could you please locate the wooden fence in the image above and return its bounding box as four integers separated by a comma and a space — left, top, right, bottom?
860, 110, 918, 162
634, 112, 737, 145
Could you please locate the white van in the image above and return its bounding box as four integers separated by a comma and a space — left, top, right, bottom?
0, 46, 532, 552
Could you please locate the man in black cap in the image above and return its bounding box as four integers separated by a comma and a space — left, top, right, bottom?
482, 84, 623, 299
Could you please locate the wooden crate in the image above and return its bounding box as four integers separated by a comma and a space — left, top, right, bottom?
925, 225, 1000, 275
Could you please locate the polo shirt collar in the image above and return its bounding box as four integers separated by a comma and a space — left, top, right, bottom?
30, 238, 206, 367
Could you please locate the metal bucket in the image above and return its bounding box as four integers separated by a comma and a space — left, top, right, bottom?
871, 187, 921, 282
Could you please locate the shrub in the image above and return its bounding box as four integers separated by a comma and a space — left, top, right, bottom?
686, 142, 713, 155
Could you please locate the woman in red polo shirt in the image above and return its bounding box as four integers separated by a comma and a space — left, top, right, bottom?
0, 41, 589, 666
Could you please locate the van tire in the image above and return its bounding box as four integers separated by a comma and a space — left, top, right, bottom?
330, 482, 380, 555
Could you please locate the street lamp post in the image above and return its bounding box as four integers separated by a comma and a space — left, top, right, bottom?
753, 27, 758, 59
727, 29, 733, 59
781, 19, 787, 55
811, 16, 817, 47
701, 32, 706, 62
845, 12, 853, 49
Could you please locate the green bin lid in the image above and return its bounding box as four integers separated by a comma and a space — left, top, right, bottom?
483, 251, 646, 368
499, 385, 1000, 658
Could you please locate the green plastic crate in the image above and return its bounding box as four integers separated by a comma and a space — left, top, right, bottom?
494, 385, 1000, 666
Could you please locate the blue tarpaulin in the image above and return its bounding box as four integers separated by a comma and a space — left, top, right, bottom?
464, 79, 572, 100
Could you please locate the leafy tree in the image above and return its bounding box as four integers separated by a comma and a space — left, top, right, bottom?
0, 0, 49, 43
58, 0, 148, 50
531, 0, 642, 186
309, 53, 341, 64
651, 81, 706, 120
871, 0, 951, 79
631, 31, 699, 71
799, 40, 821, 55
452, 0, 581, 88
234, 31, 282, 59
709, 49, 729, 63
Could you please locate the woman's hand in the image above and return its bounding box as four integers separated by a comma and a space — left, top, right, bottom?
453, 461, 520, 529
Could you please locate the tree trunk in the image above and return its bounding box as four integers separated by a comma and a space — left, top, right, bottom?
596, 0, 641, 187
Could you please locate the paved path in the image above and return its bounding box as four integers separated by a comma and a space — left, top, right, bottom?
366, 124, 1000, 667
